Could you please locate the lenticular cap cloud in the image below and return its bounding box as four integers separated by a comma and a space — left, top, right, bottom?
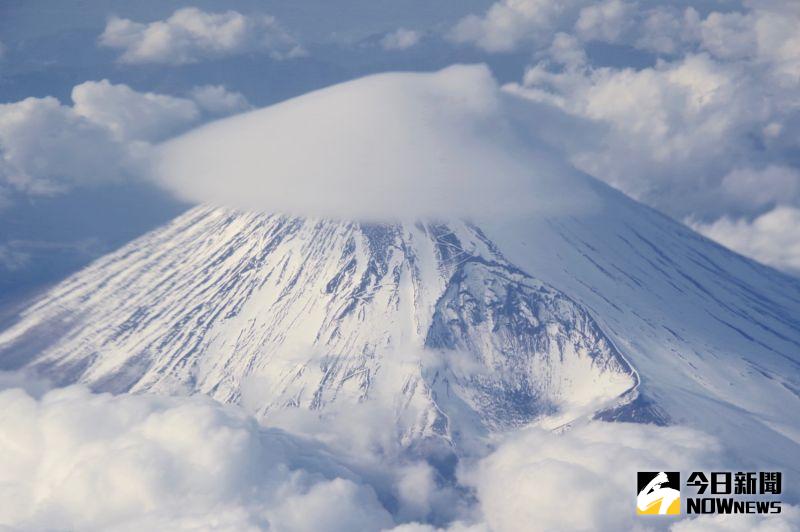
153, 64, 595, 221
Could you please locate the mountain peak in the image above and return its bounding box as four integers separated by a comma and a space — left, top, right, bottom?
4, 178, 798, 472
0, 207, 637, 448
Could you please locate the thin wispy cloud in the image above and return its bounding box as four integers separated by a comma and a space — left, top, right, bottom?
381, 28, 421, 50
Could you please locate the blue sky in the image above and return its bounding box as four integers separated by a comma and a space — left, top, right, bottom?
1, 0, 799, 305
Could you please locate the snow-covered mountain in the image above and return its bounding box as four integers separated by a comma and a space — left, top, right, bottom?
2, 176, 799, 470
0, 207, 636, 448
1, 65, 798, 475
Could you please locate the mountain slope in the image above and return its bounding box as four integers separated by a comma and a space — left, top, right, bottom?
1, 174, 798, 475
482, 179, 800, 473
0, 207, 635, 448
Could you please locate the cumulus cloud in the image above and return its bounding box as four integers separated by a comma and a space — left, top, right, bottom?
0, 80, 249, 198
447, 0, 583, 52
460, 421, 724, 531
99, 7, 306, 65
548, 32, 587, 69
634, 7, 700, 55
5, 342, 800, 532
448, 1, 767, 57
574, 0, 634, 43
697, 5, 800, 79
474, 0, 800, 272
0, 95, 134, 194
72, 80, 200, 142
1, 380, 796, 531
459, 420, 800, 531
507, 52, 791, 218
454, 2, 800, 203
153, 64, 597, 221
0, 377, 477, 531
718, 166, 800, 213
381, 29, 422, 50
690, 206, 800, 275
0, 385, 397, 531
447, 0, 649, 51
449, 0, 800, 274
189, 85, 252, 115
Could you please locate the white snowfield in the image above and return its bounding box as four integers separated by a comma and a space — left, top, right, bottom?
0, 210, 635, 449
0, 65, 798, 478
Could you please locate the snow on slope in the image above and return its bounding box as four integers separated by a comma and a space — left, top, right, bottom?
481, 178, 800, 475
0, 209, 634, 448
2, 182, 798, 476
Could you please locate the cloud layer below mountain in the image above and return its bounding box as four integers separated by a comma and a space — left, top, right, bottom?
0, 378, 797, 531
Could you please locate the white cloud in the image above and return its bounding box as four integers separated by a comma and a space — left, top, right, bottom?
449, 0, 799, 79
72, 80, 200, 142
698, 6, 800, 79
189, 85, 251, 115
99, 7, 305, 65
508, 48, 800, 221
0, 385, 395, 531
630, 2, 800, 79
635, 7, 701, 55
0, 377, 796, 531
574, 0, 633, 43
671, 506, 800, 531
381, 28, 421, 50
690, 206, 800, 275
447, 0, 584, 52
267, 479, 393, 532
460, 421, 719, 532
699, 10, 759, 61
718, 165, 800, 212
454, 419, 800, 531
0, 81, 249, 198
548, 32, 587, 68
0, 244, 31, 271
447, 0, 658, 52
153, 64, 597, 221
389, 522, 488, 532
0, 96, 134, 194
490, 0, 800, 271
